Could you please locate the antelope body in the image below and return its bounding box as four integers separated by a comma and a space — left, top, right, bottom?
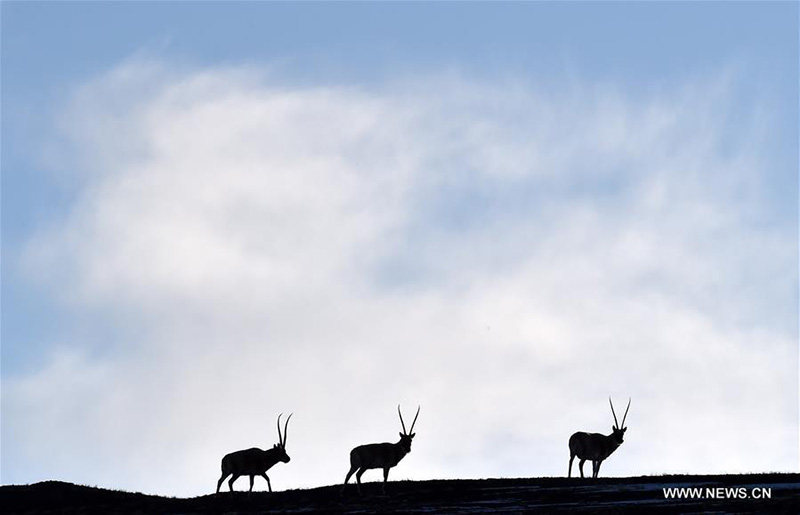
342, 405, 420, 495
568, 398, 630, 478
216, 413, 292, 493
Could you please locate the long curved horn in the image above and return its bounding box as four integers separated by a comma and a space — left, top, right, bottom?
277, 413, 284, 446
283, 413, 293, 447
609, 397, 620, 429
398, 404, 407, 435
621, 398, 631, 428
409, 405, 421, 434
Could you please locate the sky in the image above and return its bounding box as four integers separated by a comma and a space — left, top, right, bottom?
2, 1, 798, 497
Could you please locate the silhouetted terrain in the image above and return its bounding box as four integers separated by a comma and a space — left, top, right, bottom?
2, 474, 798, 514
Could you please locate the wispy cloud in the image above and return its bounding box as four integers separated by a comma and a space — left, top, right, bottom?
6, 59, 796, 495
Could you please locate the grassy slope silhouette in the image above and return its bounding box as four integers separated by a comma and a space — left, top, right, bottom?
2, 474, 799, 514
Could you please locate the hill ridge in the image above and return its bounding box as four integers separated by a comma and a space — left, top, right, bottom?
2, 474, 799, 514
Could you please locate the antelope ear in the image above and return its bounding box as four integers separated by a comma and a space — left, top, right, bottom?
399, 432, 405, 438
410, 433, 416, 438
622, 427, 627, 433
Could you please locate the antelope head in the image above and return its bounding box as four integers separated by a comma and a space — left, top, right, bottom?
397, 404, 420, 453
608, 397, 630, 445
274, 412, 293, 463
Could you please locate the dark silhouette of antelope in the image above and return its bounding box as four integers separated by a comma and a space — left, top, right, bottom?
568, 398, 630, 478
216, 413, 293, 493
342, 405, 420, 495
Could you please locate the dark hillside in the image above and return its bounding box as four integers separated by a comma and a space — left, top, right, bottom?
2, 474, 798, 514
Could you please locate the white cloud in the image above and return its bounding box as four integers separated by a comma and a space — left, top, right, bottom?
6, 60, 796, 495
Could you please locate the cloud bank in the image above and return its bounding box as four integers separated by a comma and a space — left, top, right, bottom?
5, 60, 796, 495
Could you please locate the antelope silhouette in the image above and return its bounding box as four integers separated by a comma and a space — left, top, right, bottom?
216, 413, 293, 493
342, 405, 420, 495
568, 398, 630, 478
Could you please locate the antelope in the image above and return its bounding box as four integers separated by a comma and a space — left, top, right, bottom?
342, 405, 420, 495
216, 413, 293, 493
568, 397, 630, 478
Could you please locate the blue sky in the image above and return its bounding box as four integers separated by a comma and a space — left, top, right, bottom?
2, 1, 798, 496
